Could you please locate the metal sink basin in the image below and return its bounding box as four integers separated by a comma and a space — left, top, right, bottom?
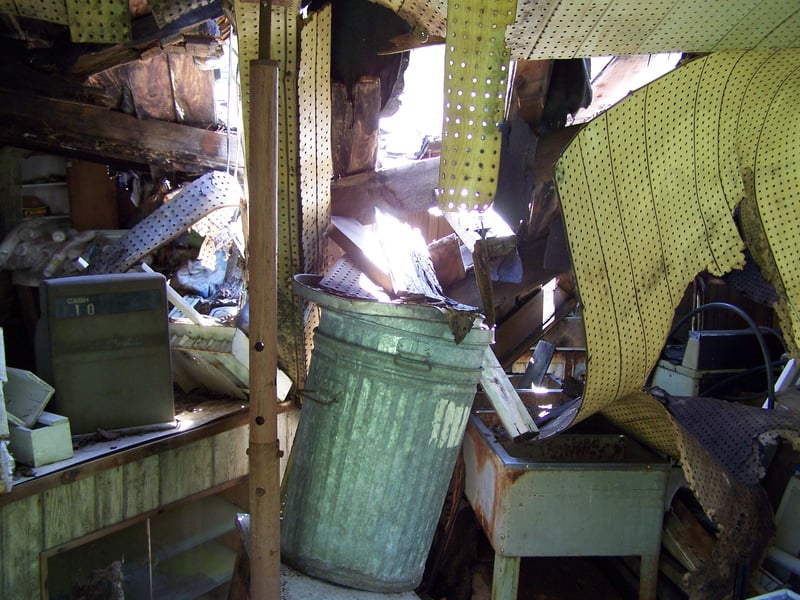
462, 412, 673, 600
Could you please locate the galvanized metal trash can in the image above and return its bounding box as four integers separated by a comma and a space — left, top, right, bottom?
281, 275, 493, 592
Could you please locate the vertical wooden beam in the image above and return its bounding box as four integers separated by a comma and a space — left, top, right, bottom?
248, 57, 281, 600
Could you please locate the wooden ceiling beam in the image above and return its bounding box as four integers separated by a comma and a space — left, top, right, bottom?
0, 90, 240, 174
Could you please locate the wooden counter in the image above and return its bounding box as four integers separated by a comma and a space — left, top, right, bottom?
0, 398, 253, 598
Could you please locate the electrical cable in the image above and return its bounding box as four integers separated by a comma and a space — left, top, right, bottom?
662, 302, 777, 409
699, 358, 786, 401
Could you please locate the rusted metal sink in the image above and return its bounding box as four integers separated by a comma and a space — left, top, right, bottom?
462, 412, 673, 600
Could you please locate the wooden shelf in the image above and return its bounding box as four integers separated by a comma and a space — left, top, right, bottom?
21, 182, 67, 188
46, 488, 245, 599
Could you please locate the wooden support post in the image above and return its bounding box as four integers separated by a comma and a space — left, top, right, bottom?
247, 59, 281, 600
480, 347, 539, 440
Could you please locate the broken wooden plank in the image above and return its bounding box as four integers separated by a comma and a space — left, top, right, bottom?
479, 347, 539, 440
332, 77, 381, 177
428, 233, 466, 289
331, 157, 440, 223
329, 211, 443, 298
0, 91, 240, 174
124, 53, 177, 122
662, 494, 716, 573
167, 52, 217, 127
374, 207, 442, 299
329, 216, 394, 293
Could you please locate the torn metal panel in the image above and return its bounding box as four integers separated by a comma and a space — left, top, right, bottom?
507, 0, 800, 60
89, 171, 242, 274
550, 48, 800, 596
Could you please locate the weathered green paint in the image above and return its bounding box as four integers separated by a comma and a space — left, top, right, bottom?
281, 277, 492, 592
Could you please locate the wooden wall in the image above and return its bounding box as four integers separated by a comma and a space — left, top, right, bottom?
0, 423, 250, 599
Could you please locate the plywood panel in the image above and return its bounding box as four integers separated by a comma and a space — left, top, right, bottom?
94, 465, 124, 529
159, 437, 213, 505
43, 478, 96, 548
123, 454, 160, 519
212, 425, 249, 485
0, 494, 42, 599
66, 158, 119, 231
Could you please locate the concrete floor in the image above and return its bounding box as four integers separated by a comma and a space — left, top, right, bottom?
281, 564, 420, 600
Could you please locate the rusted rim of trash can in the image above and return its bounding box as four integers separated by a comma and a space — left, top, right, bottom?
294, 274, 490, 330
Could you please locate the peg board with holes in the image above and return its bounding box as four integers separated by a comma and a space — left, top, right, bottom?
551, 49, 800, 596
66, 0, 130, 44
4, 0, 68, 24
553, 49, 800, 433
436, 0, 516, 212
147, 0, 216, 28
390, 0, 447, 39
89, 171, 243, 275
236, 1, 332, 386
506, 0, 800, 60
298, 6, 334, 368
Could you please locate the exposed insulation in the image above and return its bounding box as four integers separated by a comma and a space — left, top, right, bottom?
507, 0, 800, 60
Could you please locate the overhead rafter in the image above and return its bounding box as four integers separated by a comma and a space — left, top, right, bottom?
0, 90, 240, 174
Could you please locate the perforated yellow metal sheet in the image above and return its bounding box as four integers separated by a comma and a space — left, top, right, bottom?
66, 0, 130, 44
554, 48, 800, 596
437, 0, 515, 212
11, 0, 68, 24
507, 0, 800, 60
555, 49, 800, 427
148, 0, 216, 28
89, 171, 243, 274
737, 53, 800, 358
235, 1, 316, 387
381, 0, 447, 38
299, 6, 332, 277
295, 7, 333, 375
0, 1, 16, 16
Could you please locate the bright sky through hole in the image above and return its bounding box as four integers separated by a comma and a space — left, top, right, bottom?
379, 44, 445, 167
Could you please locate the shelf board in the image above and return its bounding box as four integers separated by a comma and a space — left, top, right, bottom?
149, 494, 242, 563
21, 181, 67, 188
